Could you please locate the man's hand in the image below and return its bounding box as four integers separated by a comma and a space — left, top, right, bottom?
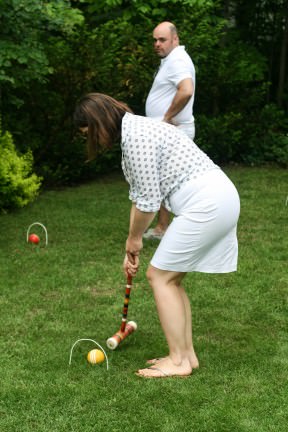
163, 116, 178, 126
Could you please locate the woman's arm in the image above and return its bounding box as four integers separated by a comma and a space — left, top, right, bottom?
124, 203, 156, 276
129, 203, 156, 238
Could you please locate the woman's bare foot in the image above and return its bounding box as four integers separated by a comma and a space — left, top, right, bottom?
146, 357, 165, 365
137, 357, 192, 378
147, 353, 199, 369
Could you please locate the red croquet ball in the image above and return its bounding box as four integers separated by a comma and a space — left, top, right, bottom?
28, 233, 40, 244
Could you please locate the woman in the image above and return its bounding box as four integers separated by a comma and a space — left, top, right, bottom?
74, 93, 240, 379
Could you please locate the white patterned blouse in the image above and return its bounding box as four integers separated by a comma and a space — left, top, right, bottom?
121, 113, 218, 212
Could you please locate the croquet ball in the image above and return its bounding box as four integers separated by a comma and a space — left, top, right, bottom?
28, 234, 40, 244
87, 349, 105, 365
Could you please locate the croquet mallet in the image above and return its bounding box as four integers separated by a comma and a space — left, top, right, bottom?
106, 274, 137, 350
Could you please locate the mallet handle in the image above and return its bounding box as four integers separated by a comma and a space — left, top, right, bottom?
106, 274, 136, 350
120, 274, 133, 332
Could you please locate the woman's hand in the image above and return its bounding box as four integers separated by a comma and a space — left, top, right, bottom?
123, 236, 142, 277
123, 253, 139, 277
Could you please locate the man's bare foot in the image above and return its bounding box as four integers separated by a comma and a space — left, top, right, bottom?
137, 357, 192, 378
143, 228, 166, 240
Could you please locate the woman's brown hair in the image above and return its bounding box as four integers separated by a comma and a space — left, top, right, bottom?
74, 93, 133, 160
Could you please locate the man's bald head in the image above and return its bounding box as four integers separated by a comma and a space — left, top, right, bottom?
153, 21, 179, 58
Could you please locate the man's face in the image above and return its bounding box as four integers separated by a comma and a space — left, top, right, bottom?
153, 26, 178, 58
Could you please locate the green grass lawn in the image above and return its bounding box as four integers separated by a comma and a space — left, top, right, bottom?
0, 167, 287, 432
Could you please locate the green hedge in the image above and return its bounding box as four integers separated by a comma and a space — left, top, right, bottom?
0, 126, 42, 211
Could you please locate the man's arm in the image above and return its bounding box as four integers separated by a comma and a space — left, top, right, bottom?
163, 78, 194, 125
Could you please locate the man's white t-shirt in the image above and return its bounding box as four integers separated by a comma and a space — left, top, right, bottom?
145, 46, 195, 138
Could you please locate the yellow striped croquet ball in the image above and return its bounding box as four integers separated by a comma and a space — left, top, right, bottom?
87, 349, 105, 365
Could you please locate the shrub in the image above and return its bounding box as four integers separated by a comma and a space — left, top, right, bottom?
240, 104, 288, 167
196, 112, 243, 163
196, 104, 288, 167
0, 127, 42, 211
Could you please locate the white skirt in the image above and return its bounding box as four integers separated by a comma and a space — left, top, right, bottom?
151, 169, 240, 273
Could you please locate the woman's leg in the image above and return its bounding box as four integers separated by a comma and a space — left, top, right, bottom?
178, 285, 199, 369
137, 265, 198, 377
146, 283, 199, 369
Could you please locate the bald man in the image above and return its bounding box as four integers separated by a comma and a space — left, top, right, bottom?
144, 22, 196, 240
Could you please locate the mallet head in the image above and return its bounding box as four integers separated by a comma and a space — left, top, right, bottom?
106, 321, 137, 350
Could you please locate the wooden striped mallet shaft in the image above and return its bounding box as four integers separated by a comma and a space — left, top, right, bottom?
106, 275, 137, 350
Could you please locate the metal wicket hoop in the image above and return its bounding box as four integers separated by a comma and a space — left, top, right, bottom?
69, 338, 109, 370
26, 222, 48, 246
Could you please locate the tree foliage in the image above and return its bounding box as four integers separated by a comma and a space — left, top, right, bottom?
0, 0, 287, 195
232, 0, 288, 109
0, 0, 83, 101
